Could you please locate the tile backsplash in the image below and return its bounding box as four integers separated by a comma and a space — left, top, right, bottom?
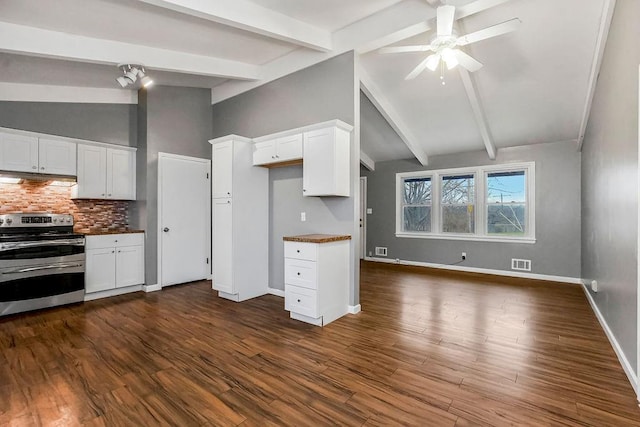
0, 180, 130, 234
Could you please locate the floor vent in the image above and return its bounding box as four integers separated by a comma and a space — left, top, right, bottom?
511, 258, 531, 271
375, 247, 388, 257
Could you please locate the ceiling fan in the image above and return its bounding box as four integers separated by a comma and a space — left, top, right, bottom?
379, 4, 521, 80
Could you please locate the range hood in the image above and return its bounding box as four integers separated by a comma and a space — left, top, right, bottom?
0, 171, 77, 183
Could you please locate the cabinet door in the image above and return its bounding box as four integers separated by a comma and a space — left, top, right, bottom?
252, 139, 276, 165
76, 145, 107, 198
115, 245, 144, 288
213, 198, 234, 293
106, 148, 135, 200
0, 133, 38, 173
303, 128, 335, 196
276, 134, 303, 162
38, 138, 77, 176
213, 141, 233, 198
86, 248, 117, 293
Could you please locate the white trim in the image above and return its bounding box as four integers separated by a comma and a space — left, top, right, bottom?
0, 126, 137, 152
208, 134, 253, 145
138, 0, 332, 52
268, 288, 284, 297
577, 0, 617, 150
458, 67, 497, 160
637, 65, 640, 400
348, 304, 362, 314
0, 82, 137, 104
364, 256, 582, 285
360, 150, 375, 171
396, 162, 535, 243
252, 120, 354, 143
143, 284, 162, 293
360, 176, 368, 260
84, 285, 142, 301
581, 282, 639, 395
157, 152, 212, 289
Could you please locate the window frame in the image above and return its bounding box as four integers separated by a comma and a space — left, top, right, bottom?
395, 162, 535, 244
440, 172, 476, 235
400, 175, 433, 233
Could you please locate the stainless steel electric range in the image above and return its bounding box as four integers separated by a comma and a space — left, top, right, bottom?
0, 213, 85, 316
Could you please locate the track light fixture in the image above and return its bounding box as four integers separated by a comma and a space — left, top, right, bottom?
115, 64, 154, 89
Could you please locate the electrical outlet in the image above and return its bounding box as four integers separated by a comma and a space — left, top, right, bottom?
368, 251, 372, 257
461, 252, 466, 260
366, 208, 373, 214
300, 212, 306, 222
591, 280, 598, 292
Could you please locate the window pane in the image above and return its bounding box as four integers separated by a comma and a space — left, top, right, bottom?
403, 177, 431, 205
487, 171, 526, 236
442, 174, 474, 204
403, 206, 431, 232
442, 205, 475, 233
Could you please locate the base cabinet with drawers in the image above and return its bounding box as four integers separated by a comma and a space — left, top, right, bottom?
283, 236, 350, 326
85, 233, 144, 297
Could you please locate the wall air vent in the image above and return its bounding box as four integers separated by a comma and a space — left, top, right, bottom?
511, 258, 531, 271
375, 247, 388, 257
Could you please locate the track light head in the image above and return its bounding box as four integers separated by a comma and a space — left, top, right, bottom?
115, 63, 152, 89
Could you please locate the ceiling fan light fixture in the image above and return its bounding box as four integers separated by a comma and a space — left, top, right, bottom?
425, 54, 441, 72
441, 48, 459, 70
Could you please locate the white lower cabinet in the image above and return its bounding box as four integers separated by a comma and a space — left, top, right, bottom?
283, 237, 350, 326
85, 233, 144, 297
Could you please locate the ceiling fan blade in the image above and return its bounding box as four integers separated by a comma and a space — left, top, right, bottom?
457, 18, 521, 46
437, 5, 456, 37
453, 50, 483, 72
378, 45, 433, 54
405, 55, 438, 80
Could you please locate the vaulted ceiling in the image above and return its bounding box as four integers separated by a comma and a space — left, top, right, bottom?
0, 0, 613, 166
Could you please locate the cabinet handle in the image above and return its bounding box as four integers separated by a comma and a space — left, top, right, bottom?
297, 272, 300, 276
40, 167, 45, 170
118, 250, 121, 253
115, 240, 118, 243
108, 193, 112, 196
227, 200, 230, 204
32, 166, 37, 170
101, 193, 105, 196
296, 250, 300, 253
297, 299, 301, 303
303, 189, 306, 192
111, 250, 115, 253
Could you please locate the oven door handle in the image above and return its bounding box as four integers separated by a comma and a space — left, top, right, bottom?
2, 263, 84, 274
0, 239, 85, 251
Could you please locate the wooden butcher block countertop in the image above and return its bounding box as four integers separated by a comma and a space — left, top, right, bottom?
283, 234, 351, 243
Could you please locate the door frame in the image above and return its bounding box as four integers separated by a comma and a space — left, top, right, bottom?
157, 152, 211, 289
360, 176, 367, 259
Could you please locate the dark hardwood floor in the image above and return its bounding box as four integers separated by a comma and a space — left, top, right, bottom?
1, 261, 639, 426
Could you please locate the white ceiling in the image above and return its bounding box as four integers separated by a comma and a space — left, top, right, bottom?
0, 0, 610, 164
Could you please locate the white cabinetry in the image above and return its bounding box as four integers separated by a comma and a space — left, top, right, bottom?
284, 237, 350, 326
85, 233, 144, 296
209, 135, 268, 302
74, 144, 135, 200
302, 124, 351, 197
253, 133, 303, 166
0, 133, 75, 176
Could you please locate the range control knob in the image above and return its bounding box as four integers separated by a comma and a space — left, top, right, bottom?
0, 219, 4, 225
5, 218, 12, 225
66, 218, 72, 223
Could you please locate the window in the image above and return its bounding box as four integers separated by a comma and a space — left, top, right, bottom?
402, 177, 431, 232
486, 171, 526, 237
396, 163, 535, 243
441, 174, 475, 234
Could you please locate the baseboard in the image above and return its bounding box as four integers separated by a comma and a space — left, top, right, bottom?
348, 304, 362, 314
143, 284, 161, 293
268, 288, 284, 297
84, 285, 142, 301
364, 257, 582, 285
580, 283, 639, 396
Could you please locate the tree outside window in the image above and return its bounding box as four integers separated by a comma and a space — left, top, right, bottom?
402, 177, 431, 232
441, 174, 475, 233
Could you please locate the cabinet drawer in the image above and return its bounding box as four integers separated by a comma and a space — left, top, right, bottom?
86, 233, 143, 249
284, 242, 317, 261
285, 285, 318, 318
284, 258, 317, 289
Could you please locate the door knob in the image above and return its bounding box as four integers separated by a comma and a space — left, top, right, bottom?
163, 227, 170, 232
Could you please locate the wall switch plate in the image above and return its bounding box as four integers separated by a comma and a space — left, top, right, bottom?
366, 208, 373, 214
591, 280, 598, 292
300, 212, 306, 222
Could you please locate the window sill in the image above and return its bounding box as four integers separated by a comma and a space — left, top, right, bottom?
395, 232, 536, 244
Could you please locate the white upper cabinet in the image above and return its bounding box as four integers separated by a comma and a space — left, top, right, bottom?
74, 144, 136, 200
302, 124, 351, 197
253, 133, 303, 166
38, 138, 76, 176
0, 133, 38, 173
213, 140, 233, 198
0, 133, 76, 176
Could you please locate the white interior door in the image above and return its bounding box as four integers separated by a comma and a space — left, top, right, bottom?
159, 153, 211, 287
360, 177, 367, 259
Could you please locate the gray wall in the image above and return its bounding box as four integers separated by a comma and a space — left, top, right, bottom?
0, 101, 136, 147
132, 86, 212, 285
362, 141, 581, 278
211, 52, 359, 304
581, 0, 639, 375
